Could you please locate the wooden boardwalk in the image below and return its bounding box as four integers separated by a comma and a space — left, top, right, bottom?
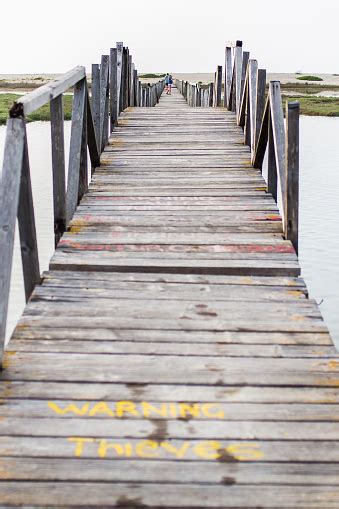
1, 87, 339, 507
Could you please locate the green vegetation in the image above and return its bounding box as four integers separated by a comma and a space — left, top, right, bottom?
139, 73, 165, 79
296, 75, 323, 81
284, 95, 339, 116
281, 82, 339, 95
0, 94, 74, 125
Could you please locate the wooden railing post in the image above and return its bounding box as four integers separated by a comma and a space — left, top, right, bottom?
255, 69, 266, 150
99, 55, 109, 151
269, 81, 286, 200
0, 119, 25, 363
248, 59, 258, 153
234, 41, 243, 118
209, 83, 214, 107
224, 45, 232, 108
50, 95, 66, 247
17, 127, 41, 301
116, 42, 123, 115
215, 66, 222, 107
66, 78, 86, 224
109, 48, 117, 131
285, 101, 300, 254
267, 110, 278, 202
91, 64, 101, 145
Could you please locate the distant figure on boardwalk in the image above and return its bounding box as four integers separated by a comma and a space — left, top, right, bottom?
165, 74, 173, 95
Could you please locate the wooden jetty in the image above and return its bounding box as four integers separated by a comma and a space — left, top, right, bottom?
0, 41, 338, 507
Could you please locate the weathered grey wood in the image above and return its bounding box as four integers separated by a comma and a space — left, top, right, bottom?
285, 101, 300, 254
2, 457, 339, 485
109, 48, 117, 131
9, 66, 86, 117
224, 45, 232, 107
239, 51, 250, 121
0, 481, 339, 507
50, 95, 66, 246
255, 69, 266, 152
215, 66, 222, 107
268, 110, 278, 201
86, 84, 100, 171
99, 55, 109, 151
253, 96, 269, 169
269, 81, 286, 201
208, 82, 214, 107
66, 78, 86, 224
78, 86, 88, 202
225, 40, 243, 48
116, 42, 123, 114
248, 60, 258, 155
235, 44, 243, 118
0, 119, 25, 363
91, 63, 101, 149
17, 124, 40, 301
0, 71, 326, 507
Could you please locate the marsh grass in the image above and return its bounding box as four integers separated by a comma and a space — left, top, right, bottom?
0, 94, 74, 124
296, 75, 323, 81
284, 95, 339, 116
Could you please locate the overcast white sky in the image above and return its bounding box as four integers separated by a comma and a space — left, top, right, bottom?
1, 0, 338, 74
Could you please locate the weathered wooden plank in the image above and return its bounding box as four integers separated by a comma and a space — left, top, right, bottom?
2, 353, 337, 386
1, 437, 339, 463
1, 457, 339, 485
2, 399, 339, 423
0, 481, 338, 507
1, 381, 336, 403
10, 339, 336, 358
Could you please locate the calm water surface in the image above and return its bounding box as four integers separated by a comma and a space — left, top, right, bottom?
0, 117, 338, 347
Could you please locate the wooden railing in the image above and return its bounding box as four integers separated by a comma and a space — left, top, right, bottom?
0, 42, 165, 364
176, 40, 299, 258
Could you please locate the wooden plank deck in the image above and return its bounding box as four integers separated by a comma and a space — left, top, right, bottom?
0, 87, 339, 507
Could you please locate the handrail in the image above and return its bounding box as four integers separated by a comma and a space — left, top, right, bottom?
175, 39, 300, 260
0, 42, 165, 364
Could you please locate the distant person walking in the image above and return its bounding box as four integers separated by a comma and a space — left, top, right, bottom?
165, 73, 173, 95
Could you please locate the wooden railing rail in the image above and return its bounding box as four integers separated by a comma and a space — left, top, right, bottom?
0, 42, 165, 364
176, 40, 300, 258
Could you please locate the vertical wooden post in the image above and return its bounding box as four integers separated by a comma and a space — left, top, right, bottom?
128, 55, 133, 106
248, 59, 258, 154
109, 48, 117, 131
100, 55, 109, 151
78, 92, 88, 202
234, 42, 243, 118
209, 83, 214, 107
224, 45, 232, 108
116, 42, 123, 115
267, 111, 278, 202
285, 101, 300, 254
17, 124, 41, 301
123, 47, 129, 110
91, 64, 100, 148
255, 69, 266, 150
0, 119, 25, 363
240, 51, 250, 111
269, 81, 286, 200
215, 66, 222, 107
133, 69, 138, 106
50, 95, 66, 246
66, 78, 86, 224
